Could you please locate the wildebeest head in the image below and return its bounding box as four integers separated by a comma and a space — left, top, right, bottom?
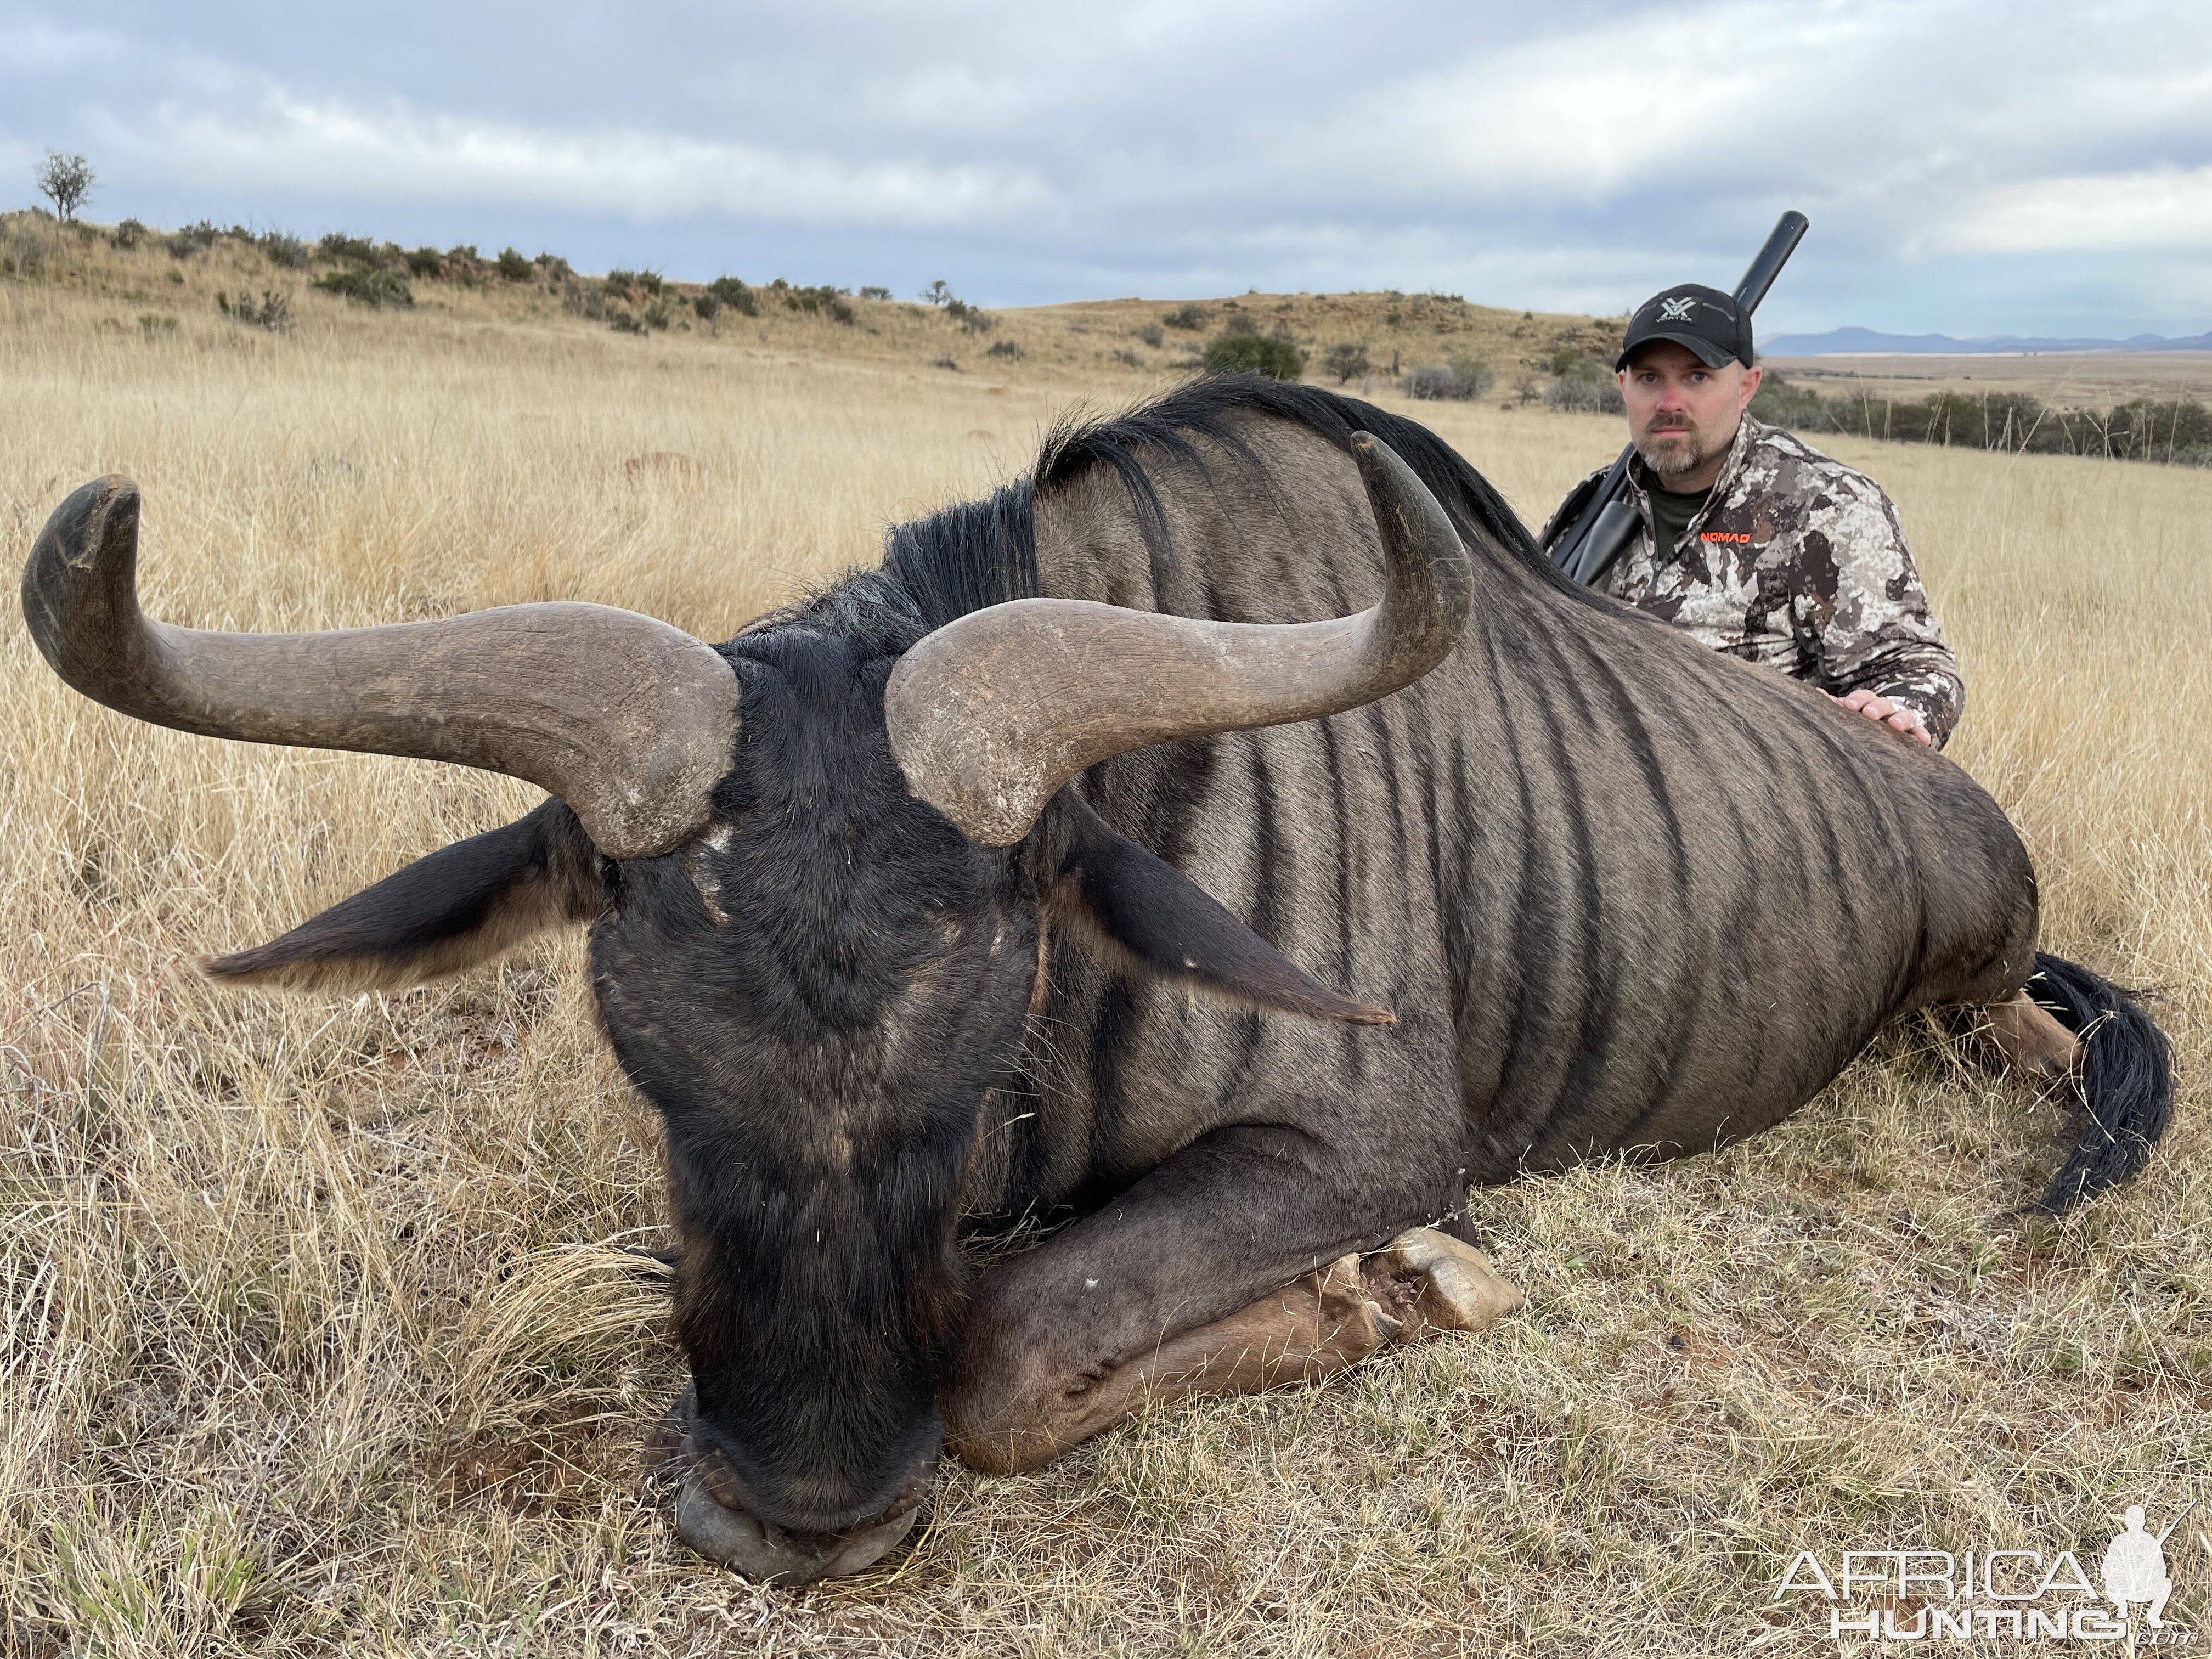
20, 432, 1472, 1581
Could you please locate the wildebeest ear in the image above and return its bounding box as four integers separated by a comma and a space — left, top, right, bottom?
202, 798, 603, 992
1042, 792, 1392, 1025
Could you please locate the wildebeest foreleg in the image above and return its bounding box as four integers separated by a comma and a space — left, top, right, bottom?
943, 1127, 1519, 1474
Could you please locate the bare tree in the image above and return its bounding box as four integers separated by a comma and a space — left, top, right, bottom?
35, 151, 94, 222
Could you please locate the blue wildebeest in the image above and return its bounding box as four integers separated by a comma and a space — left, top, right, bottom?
22, 377, 2171, 1582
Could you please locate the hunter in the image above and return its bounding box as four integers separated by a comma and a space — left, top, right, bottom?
1540, 284, 1963, 747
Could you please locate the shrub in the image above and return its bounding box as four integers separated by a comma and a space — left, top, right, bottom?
706, 275, 757, 316
168, 221, 221, 258
1163, 303, 1211, 331
635, 269, 664, 297
1203, 325, 1304, 381
446, 244, 480, 266
1542, 359, 1622, 414
932, 354, 961, 370
313, 264, 412, 308
35, 151, 94, 222
402, 247, 444, 277
1137, 324, 1164, 348
945, 298, 993, 334
537, 253, 571, 281
985, 338, 1024, 360
602, 268, 639, 299
317, 232, 379, 264
111, 217, 145, 251
217, 289, 293, 332
859, 286, 892, 301
692, 294, 720, 325
785, 284, 855, 324
136, 313, 177, 338
1322, 342, 1371, 385
561, 280, 605, 320
259, 231, 309, 269
1113, 348, 1144, 368
1405, 354, 1494, 402
495, 246, 534, 282
0, 220, 49, 279
607, 309, 646, 335
921, 279, 953, 307
641, 298, 672, 330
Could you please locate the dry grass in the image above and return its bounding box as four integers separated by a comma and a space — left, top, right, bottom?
1, 236, 2206, 1657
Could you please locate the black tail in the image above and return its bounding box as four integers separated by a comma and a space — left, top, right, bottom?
2025, 952, 2175, 1214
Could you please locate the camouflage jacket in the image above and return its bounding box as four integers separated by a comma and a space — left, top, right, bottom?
1545, 417, 1965, 746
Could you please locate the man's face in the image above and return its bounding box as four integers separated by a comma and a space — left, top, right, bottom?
1618, 341, 1763, 483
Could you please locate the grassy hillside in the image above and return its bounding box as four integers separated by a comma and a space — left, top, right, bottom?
0, 208, 1626, 392
0, 215, 2205, 1657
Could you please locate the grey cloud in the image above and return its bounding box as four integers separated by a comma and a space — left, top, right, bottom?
4, 0, 2208, 334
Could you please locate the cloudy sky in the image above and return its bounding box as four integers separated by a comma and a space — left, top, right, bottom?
4, 1, 2208, 337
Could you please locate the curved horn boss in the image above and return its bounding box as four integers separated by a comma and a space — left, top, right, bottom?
21, 476, 739, 860
883, 431, 1474, 845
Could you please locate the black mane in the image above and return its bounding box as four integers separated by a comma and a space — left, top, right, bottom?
1034, 373, 1553, 594
736, 373, 1575, 663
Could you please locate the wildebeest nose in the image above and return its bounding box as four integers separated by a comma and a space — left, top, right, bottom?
674, 1465, 929, 1583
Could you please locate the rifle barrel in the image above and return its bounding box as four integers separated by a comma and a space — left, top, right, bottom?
1733, 210, 1809, 316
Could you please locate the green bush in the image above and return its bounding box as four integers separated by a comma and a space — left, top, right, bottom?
1406, 354, 1493, 401
1203, 325, 1304, 381
313, 264, 412, 308
784, 283, 855, 324
1322, 342, 1371, 385
111, 217, 145, 251
217, 289, 293, 332
602, 268, 639, 298
1745, 374, 2212, 466
167, 221, 221, 258
495, 246, 534, 282
1542, 357, 1620, 414
985, 338, 1024, 360
1163, 303, 1211, 330
859, 286, 892, 301
258, 231, 309, 269
561, 280, 605, 320
317, 232, 379, 264
706, 276, 757, 315
402, 246, 444, 277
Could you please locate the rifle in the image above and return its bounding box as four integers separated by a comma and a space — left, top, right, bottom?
1547, 210, 1809, 588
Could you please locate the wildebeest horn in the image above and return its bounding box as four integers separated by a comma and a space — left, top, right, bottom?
883, 432, 1473, 847
21, 476, 740, 860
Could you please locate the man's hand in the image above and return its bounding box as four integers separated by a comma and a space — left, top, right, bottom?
1830, 687, 1933, 746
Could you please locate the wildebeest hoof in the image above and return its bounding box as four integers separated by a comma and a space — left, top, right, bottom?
675, 1469, 922, 1584
1366, 1227, 1522, 1336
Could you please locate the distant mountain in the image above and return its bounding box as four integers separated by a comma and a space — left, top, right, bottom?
1762, 325, 2212, 357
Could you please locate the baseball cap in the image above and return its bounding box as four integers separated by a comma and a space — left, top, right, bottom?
1615, 284, 1753, 371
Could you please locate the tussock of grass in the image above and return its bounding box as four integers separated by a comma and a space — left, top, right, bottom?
0, 272, 2205, 1655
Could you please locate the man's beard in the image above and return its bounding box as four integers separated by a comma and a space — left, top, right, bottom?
1636, 420, 1709, 480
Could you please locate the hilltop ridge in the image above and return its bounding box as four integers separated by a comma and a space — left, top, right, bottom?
0, 210, 1626, 393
